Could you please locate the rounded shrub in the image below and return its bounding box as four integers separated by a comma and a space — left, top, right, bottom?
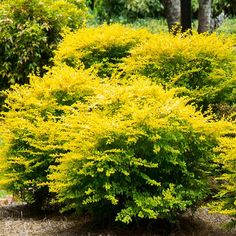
0, 66, 100, 206
45, 75, 231, 223
53, 24, 152, 78
0, 63, 233, 219
120, 32, 236, 112
0, 0, 88, 90
54, 25, 236, 116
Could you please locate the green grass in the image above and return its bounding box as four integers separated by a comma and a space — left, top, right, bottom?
127, 18, 168, 33
0, 190, 8, 198
88, 16, 236, 35
126, 17, 236, 35
216, 18, 236, 34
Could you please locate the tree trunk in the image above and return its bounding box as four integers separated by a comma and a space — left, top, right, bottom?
198, 0, 212, 33
181, 0, 192, 32
164, 0, 181, 32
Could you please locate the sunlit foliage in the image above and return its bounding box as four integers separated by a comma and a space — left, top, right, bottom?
0, 63, 234, 221
0, 23, 235, 222
54, 24, 152, 78
55, 24, 236, 114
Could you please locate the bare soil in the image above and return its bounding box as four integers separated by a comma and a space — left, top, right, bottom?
0, 202, 235, 236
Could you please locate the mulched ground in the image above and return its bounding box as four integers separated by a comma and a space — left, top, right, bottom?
0, 201, 235, 236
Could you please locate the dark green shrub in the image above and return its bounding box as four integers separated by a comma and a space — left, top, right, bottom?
212, 0, 236, 17
0, 0, 87, 90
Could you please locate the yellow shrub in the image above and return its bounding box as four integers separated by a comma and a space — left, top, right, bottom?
0, 66, 101, 205
120, 32, 236, 111
53, 25, 236, 115
54, 24, 152, 77
1, 23, 235, 220
1, 62, 234, 220
209, 133, 236, 219
48, 75, 234, 223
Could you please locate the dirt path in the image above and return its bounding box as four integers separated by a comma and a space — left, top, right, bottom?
0, 203, 235, 236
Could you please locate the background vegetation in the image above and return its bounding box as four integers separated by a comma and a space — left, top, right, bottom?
86, 0, 236, 23
0, 0, 87, 91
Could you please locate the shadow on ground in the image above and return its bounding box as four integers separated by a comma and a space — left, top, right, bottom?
0, 204, 235, 236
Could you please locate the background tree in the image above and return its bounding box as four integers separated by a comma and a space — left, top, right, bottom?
86, 0, 235, 32
198, 0, 212, 33
181, 0, 192, 32
163, 0, 181, 31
